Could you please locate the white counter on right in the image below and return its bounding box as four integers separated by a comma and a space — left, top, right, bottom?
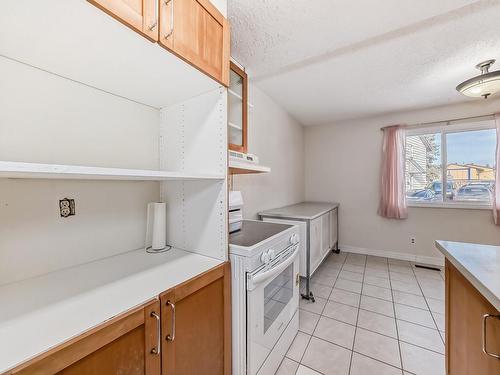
435, 240, 500, 311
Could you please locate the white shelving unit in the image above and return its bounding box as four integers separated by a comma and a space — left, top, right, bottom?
0, 1, 229, 285
0, 161, 224, 181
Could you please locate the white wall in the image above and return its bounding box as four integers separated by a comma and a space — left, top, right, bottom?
233, 85, 305, 219
305, 98, 500, 264
0, 57, 159, 285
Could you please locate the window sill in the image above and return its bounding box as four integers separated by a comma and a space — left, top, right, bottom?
408, 202, 492, 210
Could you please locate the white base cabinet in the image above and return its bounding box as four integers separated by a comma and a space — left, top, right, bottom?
260, 202, 339, 279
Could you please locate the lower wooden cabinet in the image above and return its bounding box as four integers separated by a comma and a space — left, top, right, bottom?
10, 299, 161, 375
6, 263, 231, 375
446, 260, 500, 375
160, 262, 231, 375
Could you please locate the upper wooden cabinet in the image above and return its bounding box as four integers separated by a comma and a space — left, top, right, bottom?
160, 263, 231, 375
88, 0, 159, 41
88, 0, 230, 86
9, 299, 161, 375
228, 62, 248, 153
159, 0, 230, 86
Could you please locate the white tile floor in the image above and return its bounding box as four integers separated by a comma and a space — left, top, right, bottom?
275, 252, 446, 375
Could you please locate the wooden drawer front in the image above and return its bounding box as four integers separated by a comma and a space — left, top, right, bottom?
446, 260, 500, 375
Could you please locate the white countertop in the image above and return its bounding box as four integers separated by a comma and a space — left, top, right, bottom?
435, 240, 500, 311
0, 248, 223, 373
259, 202, 339, 220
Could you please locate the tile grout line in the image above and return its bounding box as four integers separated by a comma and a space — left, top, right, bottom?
295, 252, 347, 374
347, 254, 366, 375
410, 263, 444, 345
290, 253, 443, 375
300, 309, 445, 355
388, 261, 405, 372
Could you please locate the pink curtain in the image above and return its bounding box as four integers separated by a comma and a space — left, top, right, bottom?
378, 125, 408, 219
493, 113, 500, 225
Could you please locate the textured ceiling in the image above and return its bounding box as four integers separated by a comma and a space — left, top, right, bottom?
229, 0, 500, 125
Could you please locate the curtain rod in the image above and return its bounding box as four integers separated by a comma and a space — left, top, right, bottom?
380, 113, 496, 131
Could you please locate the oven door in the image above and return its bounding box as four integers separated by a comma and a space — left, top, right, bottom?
246, 245, 300, 375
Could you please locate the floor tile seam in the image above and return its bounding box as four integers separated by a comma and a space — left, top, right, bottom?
410, 265, 441, 334
397, 337, 445, 356
351, 349, 410, 372
347, 255, 366, 375
388, 264, 404, 370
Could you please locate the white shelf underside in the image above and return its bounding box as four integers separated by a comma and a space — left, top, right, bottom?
229, 160, 271, 173
0, 161, 224, 181
0, 1, 220, 109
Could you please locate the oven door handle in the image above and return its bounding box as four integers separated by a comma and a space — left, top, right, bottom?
247, 246, 299, 290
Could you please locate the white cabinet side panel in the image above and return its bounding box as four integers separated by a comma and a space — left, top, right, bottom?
160, 88, 228, 261
161, 88, 227, 175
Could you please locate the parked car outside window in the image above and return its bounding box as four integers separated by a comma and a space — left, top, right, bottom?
455, 184, 493, 202
407, 189, 436, 202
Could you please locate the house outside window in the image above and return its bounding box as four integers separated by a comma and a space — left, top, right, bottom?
404, 117, 496, 208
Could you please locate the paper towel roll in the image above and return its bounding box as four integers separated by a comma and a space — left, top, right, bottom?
146, 202, 167, 251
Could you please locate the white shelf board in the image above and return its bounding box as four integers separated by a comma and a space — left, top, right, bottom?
228, 89, 243, 101
228, 121, 242, 130
0, 247, 223, 373
0, 161, 224, 181
0, 1, 220, 109
229, 160, 271, 174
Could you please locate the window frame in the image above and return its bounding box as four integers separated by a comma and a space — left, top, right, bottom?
405, 117, 496, 210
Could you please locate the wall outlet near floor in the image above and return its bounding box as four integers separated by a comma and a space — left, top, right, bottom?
409, 236, 416, 245
59, 198, 75, 218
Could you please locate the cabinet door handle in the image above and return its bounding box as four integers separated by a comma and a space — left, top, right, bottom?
148, 0, 158, 30
482, 314, 500, 359
150, 312, 161, 355
164, 0, 174, 39
166, 300, 176, 341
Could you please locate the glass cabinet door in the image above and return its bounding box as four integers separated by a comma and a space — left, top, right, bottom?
228, 62, 247, 153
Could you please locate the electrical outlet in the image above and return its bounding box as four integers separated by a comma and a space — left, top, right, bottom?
410, 236, 416, 245
59, 198, 75, 218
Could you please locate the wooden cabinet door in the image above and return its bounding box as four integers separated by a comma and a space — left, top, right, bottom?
446, 260, 500, 375
88, 0, 159, 41
11, 300, 161, 375
160, 263, 231, 375
159, 0, 230, 85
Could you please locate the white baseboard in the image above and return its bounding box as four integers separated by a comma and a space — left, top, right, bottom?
340, 244, 445, 267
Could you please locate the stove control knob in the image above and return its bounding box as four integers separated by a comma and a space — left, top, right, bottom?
261, 251, 270, 264
290, 234, 299, 245
268, 249, 275, 260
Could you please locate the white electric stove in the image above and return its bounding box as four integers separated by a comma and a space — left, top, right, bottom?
230, 220, 300, 375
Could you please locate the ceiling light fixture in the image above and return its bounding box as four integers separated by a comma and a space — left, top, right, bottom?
456, 59, 500, 99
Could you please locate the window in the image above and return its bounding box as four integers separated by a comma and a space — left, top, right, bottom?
405, 118, 496, 208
